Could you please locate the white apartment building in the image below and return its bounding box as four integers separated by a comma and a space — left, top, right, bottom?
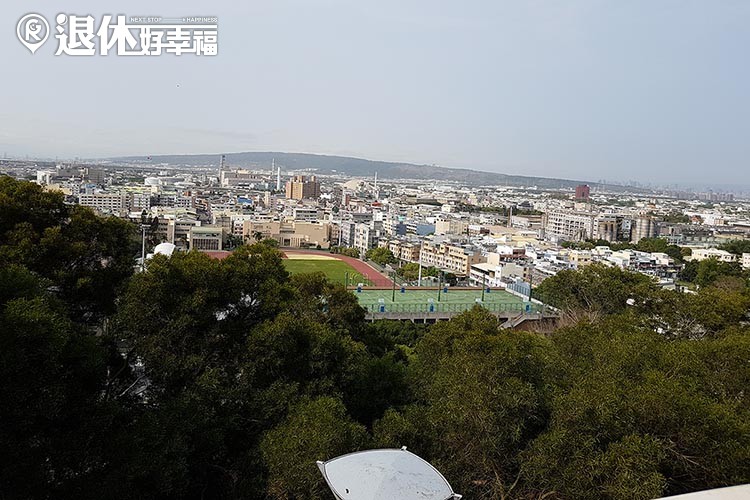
689, 248, 737, 263
353, 222, 382, 257
78, 192, 130, 215
293, 207, 320, 222
131, 193, 152, 211
469, 261, 530, 287
543, 211, 595, 243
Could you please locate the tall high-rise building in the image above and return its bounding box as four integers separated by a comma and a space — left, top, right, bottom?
285, 175, 320, 200
543, 210, 596, 242
575, 184, 590, 200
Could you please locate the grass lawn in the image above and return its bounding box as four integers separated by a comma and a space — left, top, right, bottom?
283, 259, 371, 285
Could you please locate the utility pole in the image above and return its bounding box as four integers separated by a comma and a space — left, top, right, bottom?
528, 261, 534, 301
417, 244, 423, 287
437, 271, 442, 302
392, 271, 396, 302
140, 224, 148, 272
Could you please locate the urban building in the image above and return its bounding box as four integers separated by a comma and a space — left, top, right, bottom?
568, 249, 593, 268
293, 207, 320, 221
190, 226, 224, 251
353, 221, 383, 257
220, 169, 264, 188
434, 218, 469, 236
469, 261, 530, 288
575, 184, 590, 200
78, 192, 130, 216
594, 215, 629, 242
242, 220, 330, 248
380, 239, 421, 262
542, 211, 595, 242
419, 240, 484, 276
689, 248, 737, 263
285, 175, 321, 200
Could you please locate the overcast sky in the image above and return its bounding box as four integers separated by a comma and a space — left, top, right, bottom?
2, 0, 749, 186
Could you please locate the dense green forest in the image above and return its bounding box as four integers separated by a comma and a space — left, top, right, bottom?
1, 177, 748, 499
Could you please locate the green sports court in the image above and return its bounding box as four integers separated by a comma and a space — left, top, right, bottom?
354, 288, 540, 315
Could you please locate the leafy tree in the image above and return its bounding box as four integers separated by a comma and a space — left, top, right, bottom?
330, 246, 359, 258
634, 237, 669, 254
0, 178, 137, 324
634, 284, 749, 339
522, 320, 750, 499
261, 397, 370, 499
396, 263, 439, 282
115, 244, 290, 392
0, 265, 116, 499
695, 257, 742, 287
343, 352, 410, 425
365, 247, 397, 266
288, 272, 366, 334
376, 307, 556, 499
535, 263, 658, 315
719, 239, 750, 256
396, 262, 420, 281
224, 233, 244, 249
0, 176, 67, 237
110, 243, 374, 497
443, 272, 458, 286
364, 320, 426, 354
680, 259, 699, 282
661, 213, 691, 224
260, 237, 279, 247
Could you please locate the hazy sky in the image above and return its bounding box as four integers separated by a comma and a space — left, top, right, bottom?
2, 0, 749, 185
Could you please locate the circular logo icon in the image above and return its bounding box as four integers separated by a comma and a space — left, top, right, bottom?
17, 13, 50, 54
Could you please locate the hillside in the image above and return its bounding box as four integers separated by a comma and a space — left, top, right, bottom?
115, 151, 635, 191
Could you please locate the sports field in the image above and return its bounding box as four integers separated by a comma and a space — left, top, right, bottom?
283, 259, 372, 285
355, 288, 536, 314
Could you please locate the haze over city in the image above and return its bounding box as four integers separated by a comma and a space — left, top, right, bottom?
3, 0, 749, 188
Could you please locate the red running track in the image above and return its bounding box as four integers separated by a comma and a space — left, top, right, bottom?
280, 249, 390, 282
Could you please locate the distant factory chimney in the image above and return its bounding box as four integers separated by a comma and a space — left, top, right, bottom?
275, 162, 281, 191
508, 205, 513, 228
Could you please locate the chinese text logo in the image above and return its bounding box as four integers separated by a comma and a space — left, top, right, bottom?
16, 14, 219, 56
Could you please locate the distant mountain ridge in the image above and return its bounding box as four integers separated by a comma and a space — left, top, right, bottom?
115, 151, 635, 191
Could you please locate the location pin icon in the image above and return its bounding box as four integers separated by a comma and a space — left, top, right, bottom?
17, 13, 50, 54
